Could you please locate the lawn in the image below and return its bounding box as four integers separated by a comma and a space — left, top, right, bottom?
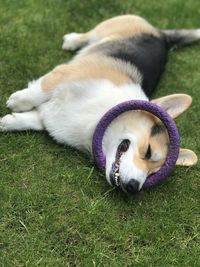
0, 0, 199, 266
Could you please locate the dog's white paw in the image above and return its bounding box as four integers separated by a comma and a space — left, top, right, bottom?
7, 91, 24, 111
7, 90, 33, 112
0, 114, 15, 131
62, 33, 81, 50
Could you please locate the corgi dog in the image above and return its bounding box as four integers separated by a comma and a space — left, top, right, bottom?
0, 15, 198, 193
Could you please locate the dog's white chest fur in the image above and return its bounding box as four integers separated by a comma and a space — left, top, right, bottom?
39, 79, 148, 153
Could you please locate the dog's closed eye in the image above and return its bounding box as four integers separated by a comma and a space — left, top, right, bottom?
145, 144, 151, 160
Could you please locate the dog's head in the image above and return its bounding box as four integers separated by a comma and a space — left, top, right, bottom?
103, 94, 197, 193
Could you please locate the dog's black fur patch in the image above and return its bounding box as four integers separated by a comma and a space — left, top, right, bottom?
93, 34, 169, 97
109, 35, 168, 97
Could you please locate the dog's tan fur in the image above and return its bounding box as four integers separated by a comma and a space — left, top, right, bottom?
42, 55, 132, 91
92, 15, 159, 39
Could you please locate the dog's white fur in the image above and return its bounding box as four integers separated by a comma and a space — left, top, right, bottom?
1, 15, 198, 192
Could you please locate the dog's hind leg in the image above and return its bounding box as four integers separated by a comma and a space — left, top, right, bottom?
7, 78, 51, 112
0, 111, 43, 131
62, 15, 159, 51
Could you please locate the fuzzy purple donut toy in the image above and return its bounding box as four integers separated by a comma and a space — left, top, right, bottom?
92, 100, 180, 189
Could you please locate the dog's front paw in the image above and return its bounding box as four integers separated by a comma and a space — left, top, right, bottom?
7, 89, 33, 112
0, 114, 14, 131
7, 91, 23, 111
62, 33, 81, 50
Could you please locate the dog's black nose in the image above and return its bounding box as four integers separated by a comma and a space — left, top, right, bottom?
125, 179, 140, 193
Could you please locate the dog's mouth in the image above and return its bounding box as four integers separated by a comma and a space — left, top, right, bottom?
110, 139, 130, 187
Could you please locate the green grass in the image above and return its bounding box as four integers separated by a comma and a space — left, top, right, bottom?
0, 0, 200, 266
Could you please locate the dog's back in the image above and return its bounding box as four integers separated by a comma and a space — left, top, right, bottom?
83, 34, 168, 96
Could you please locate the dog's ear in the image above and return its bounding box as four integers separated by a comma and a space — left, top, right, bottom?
151, 94, 192, 119
176, 148, 198, 166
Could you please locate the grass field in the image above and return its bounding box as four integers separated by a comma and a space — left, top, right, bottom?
0, 0, 200, 266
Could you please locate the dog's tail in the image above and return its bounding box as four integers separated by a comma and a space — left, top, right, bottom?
162, 29, 200, 49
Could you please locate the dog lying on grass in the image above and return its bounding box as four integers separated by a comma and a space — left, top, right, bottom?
0, 15, 198, 192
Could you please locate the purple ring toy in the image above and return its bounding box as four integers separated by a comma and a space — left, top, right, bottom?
92, 100, 180, 189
